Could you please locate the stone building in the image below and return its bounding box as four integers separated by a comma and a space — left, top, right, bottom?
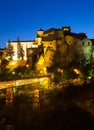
5, 26, 94, 68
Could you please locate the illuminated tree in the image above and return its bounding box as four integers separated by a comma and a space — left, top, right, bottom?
44, 46, 56, 68
17, 38, 24, 60
6, 41, 14, 60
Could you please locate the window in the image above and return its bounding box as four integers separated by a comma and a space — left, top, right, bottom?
88, 42, 90, 45
57, 45, 59, 48
69, 41, 71, 43
82, 42, 84, 45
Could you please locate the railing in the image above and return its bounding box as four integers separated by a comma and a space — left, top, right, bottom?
0, 75, 50, 90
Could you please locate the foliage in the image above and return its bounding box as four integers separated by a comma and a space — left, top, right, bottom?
6, 42, 14, 60
53, 71, 62, 83
17, 39, 24, 60
14, 66, 31, 78
1, 59, 9, 74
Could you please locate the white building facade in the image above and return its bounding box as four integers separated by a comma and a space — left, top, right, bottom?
6, 41, 34, 60
6, 35, 42, 60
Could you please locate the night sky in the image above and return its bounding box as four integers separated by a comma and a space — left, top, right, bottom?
0, 0, 94, 48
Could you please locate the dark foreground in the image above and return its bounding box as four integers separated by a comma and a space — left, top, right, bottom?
0, 81, 94, 130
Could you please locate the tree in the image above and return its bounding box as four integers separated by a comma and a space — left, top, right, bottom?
17, 38, 24, 60
6, 41, 14, 60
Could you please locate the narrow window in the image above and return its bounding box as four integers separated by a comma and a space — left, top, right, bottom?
82, 42, 84, 45
88, 42, 90, 45
69, 41, 71, 43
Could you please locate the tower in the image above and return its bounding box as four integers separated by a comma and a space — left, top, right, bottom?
62, 26, 71, 35
37, 29, 44, 37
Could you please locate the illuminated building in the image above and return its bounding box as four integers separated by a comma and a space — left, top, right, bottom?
0, 48, 7, 73
6, 30, 43, 61
6, 40, 34, 60
41, 27, 71, 55
75, 38, 93, 64
5, 26, 94, 67
6, 27, 71, 61
27, 44, 43, 68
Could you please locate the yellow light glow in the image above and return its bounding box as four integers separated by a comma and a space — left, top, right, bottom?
74, 69, 80, 74
43, 67, 47, 74
40, 78, 49, 89
63, 28, 69, 31
36, 55, 45, 71
39, 77, 47, 82
12, 71, 15, 75
88, 76, 92, 79
57, 68, 63, 73
34, 89, 39, 98
39, 78, 44, 82
37, 55, 44, 65
26, 64, 29, 68
6, 60, 27, 69
6, 61, 18, 69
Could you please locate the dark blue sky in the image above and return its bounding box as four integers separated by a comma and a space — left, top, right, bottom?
0, 0, 94, 48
